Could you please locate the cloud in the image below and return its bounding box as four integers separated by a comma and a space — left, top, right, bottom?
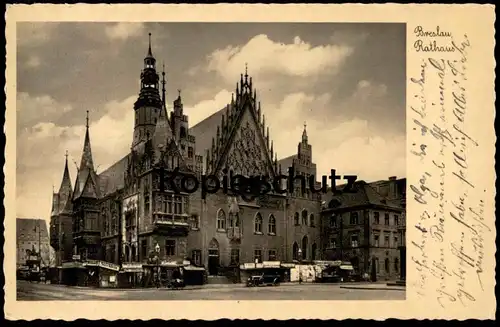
16, 96, 136, 221
264, 90, 405, 182
105, 23, 146, 40
17, 92, 74, 130
184, 89, 233, 126
199, 34, 354, 83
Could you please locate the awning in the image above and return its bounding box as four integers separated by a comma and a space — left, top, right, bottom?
61, 262, 86, 269
83, 260, 121, 272
184, 265, 205, 271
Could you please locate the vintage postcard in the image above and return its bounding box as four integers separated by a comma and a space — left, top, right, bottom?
4, 3, 496, 321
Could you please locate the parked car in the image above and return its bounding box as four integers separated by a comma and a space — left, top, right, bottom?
246, 274, 280, 287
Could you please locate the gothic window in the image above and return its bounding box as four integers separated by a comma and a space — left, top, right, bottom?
351, 234, 359, 247
301, 210, 308, 225
144, 195, 150, 217
174, 196, 183, 215
329, 214, 337, 227
301, 236, 308, 259
292, 242, 299, 261
294, 212, 300, 225
311, 243, 317, 261
349, 212, 359, 225
85, 213, 98, 231
268, 214, 276, 235
141, 240, 148, 261
216, 209, 226, 230
111, 211, 117, 235
309, 214, 315, 227
254, 213, 263, 234
166, 196, 173, 213
180, 127, 187, 139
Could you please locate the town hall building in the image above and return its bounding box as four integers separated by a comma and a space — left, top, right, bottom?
49, 34, 405, 285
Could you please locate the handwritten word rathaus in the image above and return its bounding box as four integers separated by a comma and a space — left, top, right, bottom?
158, 167, 358, 200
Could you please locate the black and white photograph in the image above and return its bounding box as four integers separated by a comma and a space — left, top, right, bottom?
16, 22, 407, 301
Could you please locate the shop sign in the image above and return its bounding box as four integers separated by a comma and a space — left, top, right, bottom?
160, 261, 180, 267
263, 261, 281, 268
280, 263, 296, 268
72, 255, 81, 261
243, 263, 256, 270
109, 275, 116, 282
121, 263, 143, 272
83, 260, 120, 271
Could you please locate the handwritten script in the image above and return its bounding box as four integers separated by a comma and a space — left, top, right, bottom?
409, 26, 491, 309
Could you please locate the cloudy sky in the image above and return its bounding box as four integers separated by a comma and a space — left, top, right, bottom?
16, 22, 406, 222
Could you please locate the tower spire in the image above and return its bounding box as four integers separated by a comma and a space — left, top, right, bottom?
161, 62, 167, 111
58, 149, 73, 214
147, 32, 153, 57
80, 111, 94, 170
302, 121, 308, 143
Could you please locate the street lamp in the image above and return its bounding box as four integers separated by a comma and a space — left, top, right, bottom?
297, 248, 303, 284
155, 243, 160, 288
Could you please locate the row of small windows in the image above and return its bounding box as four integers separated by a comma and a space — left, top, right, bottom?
328, 233, 400, 248
216, 209, 277, 235
293, 210, 315, 227
329, 212, 401, 227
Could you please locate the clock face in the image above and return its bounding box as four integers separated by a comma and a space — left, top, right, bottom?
183, 176, 198, 192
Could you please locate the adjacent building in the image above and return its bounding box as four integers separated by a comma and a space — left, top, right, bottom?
16, 218, 50, 268
320, 177, 406, 280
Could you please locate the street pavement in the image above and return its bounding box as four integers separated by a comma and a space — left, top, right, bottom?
17, 280, 405, 301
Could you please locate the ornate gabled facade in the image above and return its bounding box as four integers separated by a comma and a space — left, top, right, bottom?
47, 33, 401, 285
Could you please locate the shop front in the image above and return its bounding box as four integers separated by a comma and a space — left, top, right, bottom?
61, 261, 87, 286
239, 261, 291, 283
183, 264, 206, 285
82, 260, 121, 288
119, 262, 144, 288
316, 260, 355, 283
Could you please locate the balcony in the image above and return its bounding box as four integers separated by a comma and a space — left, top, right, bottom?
153, 213, 190, 236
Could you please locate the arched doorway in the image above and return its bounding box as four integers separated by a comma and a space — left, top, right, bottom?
292, 242, 299, 261
311, 243, 317, 261
208, 238, 220, 276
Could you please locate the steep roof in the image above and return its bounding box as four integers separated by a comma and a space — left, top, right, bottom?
98, 155, 130, 197
325, 181, 403, 211
189, 107, 225, 155
73, 113, 100, 200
